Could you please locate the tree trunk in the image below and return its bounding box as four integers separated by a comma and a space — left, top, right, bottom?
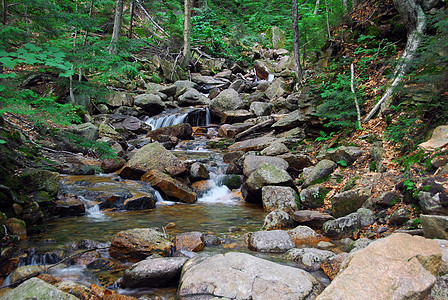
363, 0, 426, 122
313, 0, 320, 15
2, 0, 6, 25
181, 0, 192, 69
109, 0, 124, 55
83, 0, 95, 46
129, 0, 135, 38
351, 63, 362, 129
292, 0, 303, 83
324, 0, 331, 39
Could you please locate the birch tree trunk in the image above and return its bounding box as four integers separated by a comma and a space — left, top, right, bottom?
313, 0, 320, 15
129, 0, 135, 38
181, 0, 192, 69
109, 0, 124, 55
363, 0, 426, 122
292, 0, 303, 83
2, 0, 5, 25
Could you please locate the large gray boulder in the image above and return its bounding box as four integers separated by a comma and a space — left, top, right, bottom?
228, 136, 278, 152
302, 159, 337, 188
300, 185, 328, 209
262, 209, 297, 230
178, 88, 209, 106
322, 212, 362, 239
134, 94, 166, 116
248, 230, 295, 253
262, 186, 299, 214
0, 277, 78, 300
265, 78, 287, 100
177, 252, 322, 299
331, 186, 372, 218
250, 101, 272, 116
242, 163, 294, 203
292, 210, 335, 229
243, 155, 289, 177
119, 142, 187, 179
106, 92, 134, 107
317, 233, 444, 300
271, 110, 305, 132
65, 122, 99, 141
209, 89, 244, 117
325, 146, 363, 166
421, 214, 448, 239
120, 257, 188, 288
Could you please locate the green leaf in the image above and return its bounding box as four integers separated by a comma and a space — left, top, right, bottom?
0, 139, 6, 144
337, 160, 348, 167
0, 57, 16, 69
0, 84, 6, 92
23, 43, 43, 52
0, 73, 17, 79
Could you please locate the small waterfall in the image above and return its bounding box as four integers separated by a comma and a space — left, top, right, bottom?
79, 196, 106, 220
144, 107, 212, 131
145, 112, 189, 130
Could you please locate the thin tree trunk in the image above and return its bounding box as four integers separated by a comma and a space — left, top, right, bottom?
135, 0, 170, 37
83, 0, 95, 46
181, 0, 192, 69
109, 0, 124, 55
343, 0, 348, 12
2, 0, 6, 25
351, 63, 362, 129
292, 0, 303, 84
324, 0, 331, 39
129, 0, 135, 38
363, 0, 426, 122
313, 0, 320, 15
24, 4, 29, 35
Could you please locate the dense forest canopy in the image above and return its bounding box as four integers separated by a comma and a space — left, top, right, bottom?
0, 0, 446, 153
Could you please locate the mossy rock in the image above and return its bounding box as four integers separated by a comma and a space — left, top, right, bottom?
222, 175, 243, 189
18, 169, 59, 196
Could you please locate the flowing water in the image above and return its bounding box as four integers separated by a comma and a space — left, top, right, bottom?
16, 120, 272, 297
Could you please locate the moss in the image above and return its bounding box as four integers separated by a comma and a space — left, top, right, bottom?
342, 176, 360, 192
222, 175, 242, 189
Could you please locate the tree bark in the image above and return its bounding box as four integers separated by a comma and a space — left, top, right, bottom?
313, 0, 320, 15
109, 0, 124, 55
292, 0, 303, 83
2, 0, 6, 25
129, 0, 134, 38
324, 0, 331, 39
181, 0, 192, 69
351, 63, 362, 129
363, 0, 426, 122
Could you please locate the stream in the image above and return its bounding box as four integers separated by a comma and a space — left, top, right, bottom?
15, 109, 275, 298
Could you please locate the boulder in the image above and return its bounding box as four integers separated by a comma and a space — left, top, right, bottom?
331, 186, 372, 218
106, 92, 134, 107
320, 253, 349, 280
300, 185, 329, 209
242, 163, 294, 203
101, 157, 126, 174
109, 228, 174, 261
177, 252, 322, 299
419, 125, 448, 151
0, 277, 78, 300
250, 101, 272, 117
243, 155, 289, 177
119, 142, 187, 179
123, 195, 156, 211
421, 215, 448, 239
221, 110, 255, 124
248, 230, 295, 253
261, 209, 296, 230
288, 226, 328, 247
267, 26, 287, 49
146, 123, 193, 141
262, 186, 299, 214
209, 89, 244, 117
260, 142, 289, 156
228, 136, 278, 152
325, 146, 363, 166
317, 233, 444, 300
322, 212, 362, 239
272, 110, 305, 132
65, 122, 99, 141
142, 170, 197, 204
134, 94, 166, 116
178, 88, 209, 106
19, 169, 60, 196
254, 60, 271, 80
50, 196, 85, 217
175, 232, 205, 252
120, 257, 188, 288
9, 265, 45, 286
278, 153, 313, 173
218, 123, 252, 138
292, 210, 335, 229
418, 178, 448, 215
56, 280, 93, 300
265, 78, 287, 100
283, 248, 335, 271
302, 159, 337, 188
189, 162, 209, 181
371, 141, 386, 172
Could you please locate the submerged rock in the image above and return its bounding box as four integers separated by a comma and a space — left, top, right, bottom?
248, 230, 295, 253
109, 228, 173, 262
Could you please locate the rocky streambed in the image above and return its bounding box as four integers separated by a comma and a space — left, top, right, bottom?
1, 47, 448, 299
